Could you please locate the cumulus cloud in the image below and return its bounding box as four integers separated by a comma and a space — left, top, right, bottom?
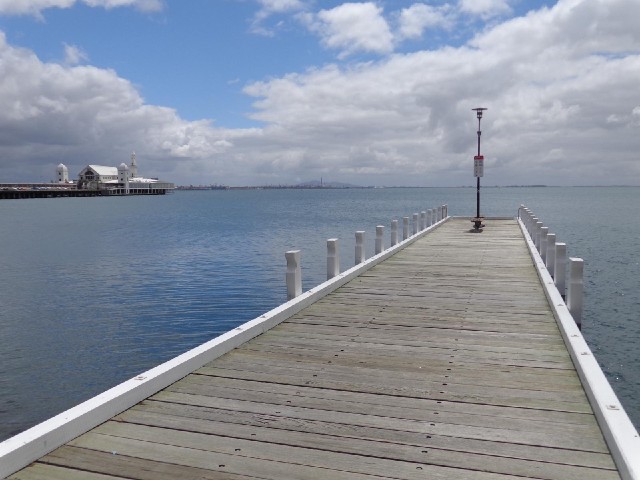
471, 0, 640, 56
397, 3, 454, 40
0, 32, 251, 183
303, 3, 394, 58
296, 1, 512, 57
243, 0, 640, 185
0, 0, 163, 15
458, 0, 512, 19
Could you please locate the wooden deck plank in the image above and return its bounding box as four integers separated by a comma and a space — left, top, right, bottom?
170, 375, 595, 425
149, 390, 604, 451
276, 321, 568, 347
242, 329, 572, 360
229, 346, 583, 388
125, 400, 615, 470
35, 446, 256, 480
106, 409, 617, 480
209, 351, 584, 394
8, 218, 622, 480
238, 339, 575, 375
66, 426, 537, 480
204, 354, 583, 395
166, 377, 599, 436
8, 463, 127, 480
210, 338, 576, 370
189, 367, 592, 413
63, 433, 389, 480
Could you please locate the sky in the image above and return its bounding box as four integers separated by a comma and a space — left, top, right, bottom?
0, 0, 638, 187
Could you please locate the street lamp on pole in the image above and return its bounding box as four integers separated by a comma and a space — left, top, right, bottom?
472, 107, 487, 232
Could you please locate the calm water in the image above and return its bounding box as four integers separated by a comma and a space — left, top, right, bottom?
0, 187, 638, 441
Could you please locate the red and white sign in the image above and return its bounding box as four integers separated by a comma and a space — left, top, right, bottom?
474, 155, 484, 177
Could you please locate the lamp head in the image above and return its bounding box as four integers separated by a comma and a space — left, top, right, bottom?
472, 107, 487, 120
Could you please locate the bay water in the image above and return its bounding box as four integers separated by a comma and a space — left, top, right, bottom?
0, 186, 638, 441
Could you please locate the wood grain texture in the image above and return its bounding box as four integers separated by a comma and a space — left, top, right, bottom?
9, 218, 621, 480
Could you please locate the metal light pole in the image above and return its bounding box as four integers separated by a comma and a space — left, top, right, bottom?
472, 107, 487, 231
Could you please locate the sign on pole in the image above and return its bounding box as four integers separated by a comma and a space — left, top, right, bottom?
474, 155, 484, 178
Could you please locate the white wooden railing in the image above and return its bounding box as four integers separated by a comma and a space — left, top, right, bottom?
518, 206, 583, 326
286, 205, 448, 300
518, 205, 640, 480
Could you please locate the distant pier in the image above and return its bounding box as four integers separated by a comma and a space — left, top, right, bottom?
0, 154, 175, 200
1, 209, 638, 479
0, 184, 172, 199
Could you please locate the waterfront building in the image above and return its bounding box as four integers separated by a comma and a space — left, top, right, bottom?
56, 164, 69, 184
74, 152, 174, 195
1, 154, 173, 199
77, 165, 119, 189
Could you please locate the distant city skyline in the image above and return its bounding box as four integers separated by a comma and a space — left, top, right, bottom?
0, 0, 639, 187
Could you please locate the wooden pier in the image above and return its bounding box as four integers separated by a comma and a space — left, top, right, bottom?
2, 216, 638, 479
0, 187, 172, 200
0, 186, 105, 199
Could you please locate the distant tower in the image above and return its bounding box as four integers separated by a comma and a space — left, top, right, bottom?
56, 163, 69, 183
130, 151, 138, 178
118, 163, 130, 194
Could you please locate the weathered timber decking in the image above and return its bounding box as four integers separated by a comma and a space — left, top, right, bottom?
9, 218, 621, 479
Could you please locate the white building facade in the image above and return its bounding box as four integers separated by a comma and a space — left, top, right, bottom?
74, 153, 174, 195
56, 164, 69, 183
77, 165, 119, 189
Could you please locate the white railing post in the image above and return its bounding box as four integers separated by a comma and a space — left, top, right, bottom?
539, 226, 548, 261
535, 221, 543, 248
327, 238, 339, 280
441, 205, 446, 219
375, 225, 384, 255
285, 250, 302, 300
420, 211, 426, 231
412, 213, 419, 235
444, 204, 448, 217
555, 242, 567, 298
391, 219, 398, 246
403, 217, 409, 240
529, 216, 534, 236
425, 209, 431, 228
521, 205, 531, 231
436, 207, 441, 222
355, 231, 365, 265
546, 233, 556, 278
530, 216, 538, 236
568, 257, 584, 328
